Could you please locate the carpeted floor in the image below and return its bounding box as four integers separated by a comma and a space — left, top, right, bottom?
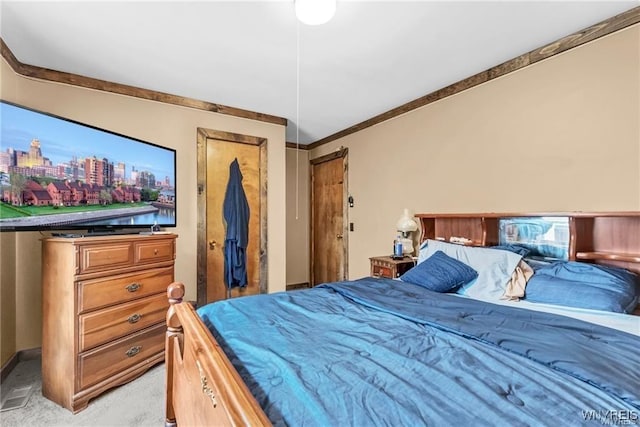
0, 356, 165, 427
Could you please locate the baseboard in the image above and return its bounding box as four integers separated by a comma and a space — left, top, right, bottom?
0, 353, 18, 384
0, 347, 42, 384
286, 282, 311, 291
18, 347, 42, 361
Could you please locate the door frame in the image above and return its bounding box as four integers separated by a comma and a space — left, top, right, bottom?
310, 147, 348, 285
196, 128, 268, 307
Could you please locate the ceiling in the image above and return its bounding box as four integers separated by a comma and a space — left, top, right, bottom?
1, 1, 638, 145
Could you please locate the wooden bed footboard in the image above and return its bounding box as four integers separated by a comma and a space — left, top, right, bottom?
165, 282, 271, 427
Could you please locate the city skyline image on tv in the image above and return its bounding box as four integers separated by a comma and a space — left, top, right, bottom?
0, 101, 177, 231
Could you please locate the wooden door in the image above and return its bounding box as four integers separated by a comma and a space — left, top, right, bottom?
311, 148, 348, 286
197, 129, 267, 306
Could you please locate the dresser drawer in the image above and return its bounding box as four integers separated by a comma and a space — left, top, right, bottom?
79, 293, 169, 352
78, 242, 134, 274
370, 256, 414, 279
372, 265, 392, 278
78, 323, 165, 390
135, 239, 174, 264
78, 266, 174, 313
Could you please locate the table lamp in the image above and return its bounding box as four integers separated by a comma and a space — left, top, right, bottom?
396, 208, 418, 255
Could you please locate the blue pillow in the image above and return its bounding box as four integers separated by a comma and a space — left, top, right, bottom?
400, 250, 478, 292
525, 261, 639, 313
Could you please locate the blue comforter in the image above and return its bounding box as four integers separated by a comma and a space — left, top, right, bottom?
197, 278, 640, 426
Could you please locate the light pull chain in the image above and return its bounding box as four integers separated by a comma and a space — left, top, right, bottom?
295, 19, 300, 221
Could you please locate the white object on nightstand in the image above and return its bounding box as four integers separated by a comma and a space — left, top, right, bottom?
396, 208, 418, 255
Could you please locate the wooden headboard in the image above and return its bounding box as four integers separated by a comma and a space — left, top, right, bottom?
415, 212, 640, 275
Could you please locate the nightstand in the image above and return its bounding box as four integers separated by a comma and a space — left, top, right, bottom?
369, 256, 415, 279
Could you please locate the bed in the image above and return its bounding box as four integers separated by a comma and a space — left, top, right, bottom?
164, 212, 640, 426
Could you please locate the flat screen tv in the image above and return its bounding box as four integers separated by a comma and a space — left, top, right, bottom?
0, 100, 177, 233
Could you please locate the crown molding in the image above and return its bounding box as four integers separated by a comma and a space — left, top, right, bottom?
285, 142, 311, 150
0, 38, 287, 128
307, 6, 640, 151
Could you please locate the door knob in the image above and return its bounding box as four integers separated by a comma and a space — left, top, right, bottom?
336, 234, 343, 239
209, 240, 217, 250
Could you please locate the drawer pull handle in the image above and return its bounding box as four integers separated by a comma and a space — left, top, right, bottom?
126, 346, 142, 358
126, 283, 141, 293
128, 313, 142, 324
154, 249, 159, 255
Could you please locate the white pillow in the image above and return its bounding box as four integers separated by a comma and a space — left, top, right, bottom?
420, 239, 523, 300
417, 239, 433, 264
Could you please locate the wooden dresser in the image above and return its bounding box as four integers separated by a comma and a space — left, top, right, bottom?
41, 233, 177, 413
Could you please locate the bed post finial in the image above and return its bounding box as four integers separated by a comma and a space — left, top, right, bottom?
168, 281, 185, 305
166, 281, 185, 427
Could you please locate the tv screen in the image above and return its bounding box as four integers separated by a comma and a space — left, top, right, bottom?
0, 100, 177, 232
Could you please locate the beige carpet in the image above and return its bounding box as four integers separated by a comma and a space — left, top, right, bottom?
0, 357, 165, 427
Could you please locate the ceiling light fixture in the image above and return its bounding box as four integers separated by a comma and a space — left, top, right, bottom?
295, 0, 336, 26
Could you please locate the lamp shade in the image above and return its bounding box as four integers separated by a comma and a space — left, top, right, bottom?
396, 208, 418, 233
295, 0, 336, 25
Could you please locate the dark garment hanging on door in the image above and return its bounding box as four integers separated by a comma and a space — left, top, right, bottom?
223, 158, 250, 289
